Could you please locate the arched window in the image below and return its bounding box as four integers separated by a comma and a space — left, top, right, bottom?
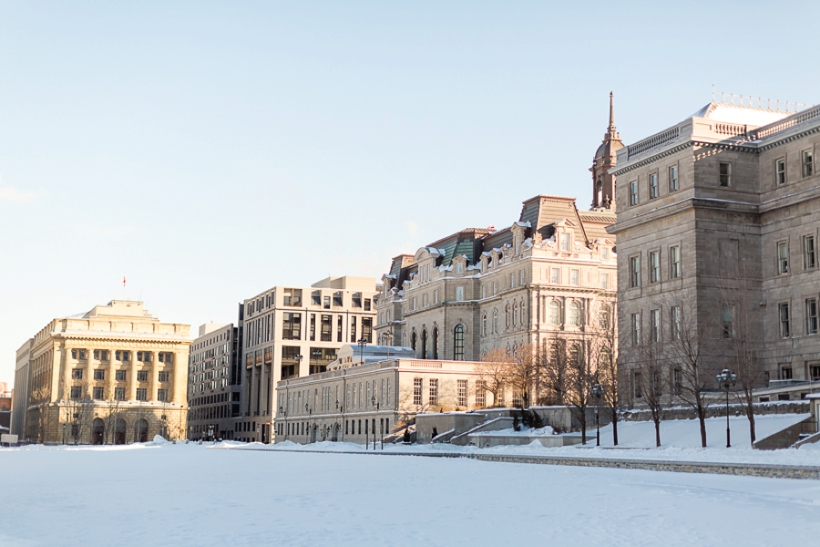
549, 301, 562, 325
453, 325, 465, 361
492, 309, 499, 334
520, 300, 526, 325
571, 343, 583, 366
568, 301, 582, 326
135, 418, 149, 443
411, 331, 417, 354
115, 418, 126, 445
92, 418, 105, 445
599, 304, 611, 329
481, 313, 487, 336
512, 302, 518, 327
432, 327, 439, 359
421, 329, 428, 359
505, 304, 511, 328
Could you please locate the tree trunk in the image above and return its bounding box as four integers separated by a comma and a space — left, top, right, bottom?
654, 418, 661, 447
611, 408, 619, 446
698, 410, 707, 448
580, 412, 587, 445
748, 410, 756, 445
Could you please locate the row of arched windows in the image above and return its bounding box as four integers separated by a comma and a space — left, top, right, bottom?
409, 324, 465, 361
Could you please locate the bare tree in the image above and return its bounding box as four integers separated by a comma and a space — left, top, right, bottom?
668, 305, 713, 448
477, 348, 511, 407
507, 343, 539, 409
635, 338, 668, 447
540, 338, 570, 406
565, 337, 596, 444
591, 310, 620, 445
717, 267, 767, 445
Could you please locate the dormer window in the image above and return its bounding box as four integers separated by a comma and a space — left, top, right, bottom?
456, 262, 463, 275
560, 233, 570, 252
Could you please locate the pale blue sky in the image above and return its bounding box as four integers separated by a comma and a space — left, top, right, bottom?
2, 1, 818, 382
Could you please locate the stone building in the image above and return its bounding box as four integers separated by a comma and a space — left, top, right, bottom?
20, 300, 191, 444
273, 344, 491, 445
607, 93, 820, 404
240, 276, 378, 443
11, 339, 32, 437
374, 195, 617, 369
187, 321, 242, 441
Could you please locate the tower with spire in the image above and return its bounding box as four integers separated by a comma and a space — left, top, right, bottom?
591, 92, 624, 211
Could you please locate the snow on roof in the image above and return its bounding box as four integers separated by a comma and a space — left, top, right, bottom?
693, 102, 791, 127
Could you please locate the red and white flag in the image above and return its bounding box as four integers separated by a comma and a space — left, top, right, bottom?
123, 275, 126, 288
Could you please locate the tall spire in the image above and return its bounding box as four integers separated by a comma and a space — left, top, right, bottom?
604, 91, 620, 140
608, 91, 615, 133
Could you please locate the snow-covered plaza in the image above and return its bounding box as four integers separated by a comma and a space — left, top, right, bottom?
3, 437, 820, 547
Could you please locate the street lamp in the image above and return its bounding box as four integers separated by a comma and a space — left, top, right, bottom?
357, 338, 368, 366
62, 422, 67, 445
591, 382, 604, 447
716, 368, 737, 448
371, 395, 381, 451
305, 402, 312, 444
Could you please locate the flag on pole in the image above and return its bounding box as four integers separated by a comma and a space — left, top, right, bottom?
123, 275, 126, 288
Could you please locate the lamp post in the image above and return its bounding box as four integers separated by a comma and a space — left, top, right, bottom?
591, 382, 604, 447
305, 402, 312, 444
62, 422, 67, 445
716, 368, 737, 448
357, 338, 368, 366
371, 395, 381, 451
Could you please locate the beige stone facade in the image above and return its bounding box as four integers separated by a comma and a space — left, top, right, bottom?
22, 300, 191, 443
607, 94, 820, 404
273, 351, 495, 445
375, 195, 617, 370
241, 276, 378, 443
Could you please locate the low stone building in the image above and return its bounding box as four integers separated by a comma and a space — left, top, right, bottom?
21, 300, 191, 444
273, 344, 502, 445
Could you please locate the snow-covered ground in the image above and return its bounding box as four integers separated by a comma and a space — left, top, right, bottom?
2, 441, 820, 546
232, 414, 820, 467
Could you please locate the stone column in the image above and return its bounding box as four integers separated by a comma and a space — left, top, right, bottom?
85, 347, 94, 400
172, 352, 186, 404
108, 348, 116, 401
151, 351, 160, 402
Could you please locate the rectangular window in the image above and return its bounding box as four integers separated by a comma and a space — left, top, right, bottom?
136, 388, 147, 401
158, 388, 168, 402
629, 181, 638, 205
158, 352, 174, 364
114, 387, 126, 401
137, 371, 148, 382
93, 349, 109, 361
70, 386, 82, 400
413, 378, 423, 406
550, 268, 560, 284
476, 381, 486, 407
337, 315, 343, 342
811, 365, 820, 382
633, 371, 642, 399
650, 309, 660, 343
721, 304, 734, 339
600, 273, 609, 289
455, 286, 464, 301
649, 172, 658, 199
670, 246, 681, 279
115, 370, 126, 381
115, 350, 130, 362
779, 303, 791, 338
631, 313, 641, 346
780, 365, 793, 380
519, 270, 525, 285
803, 150, 813, 177
323, 296, 331, 309
671, 306, 681, 340
310, 314, 316, 341
457, 379, 468, 407
283, 288, 302, 307
137, 351, 152, 362
350, 316, 357, 343
807, 298, 818, 335
361, 317, 372, 343
93, 369, 104, 381
778, 242, 790, 274
804, 236, 816, 270
158, 371, 169, 382
719, 162, 731, 187
649, 251, 660, 283
92, 387, 104, 400
630, 256, 641, 288
72, 368, 83, 380
669, 165, 679, 191
386, 378, 391, 406
776, 158, 786, 185
673, 368, 682, 395
429, 379, 439, 406
282, 312, 302, 340
570, 269, 579, 286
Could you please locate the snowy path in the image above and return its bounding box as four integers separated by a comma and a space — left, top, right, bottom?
2, 443, 820, 546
